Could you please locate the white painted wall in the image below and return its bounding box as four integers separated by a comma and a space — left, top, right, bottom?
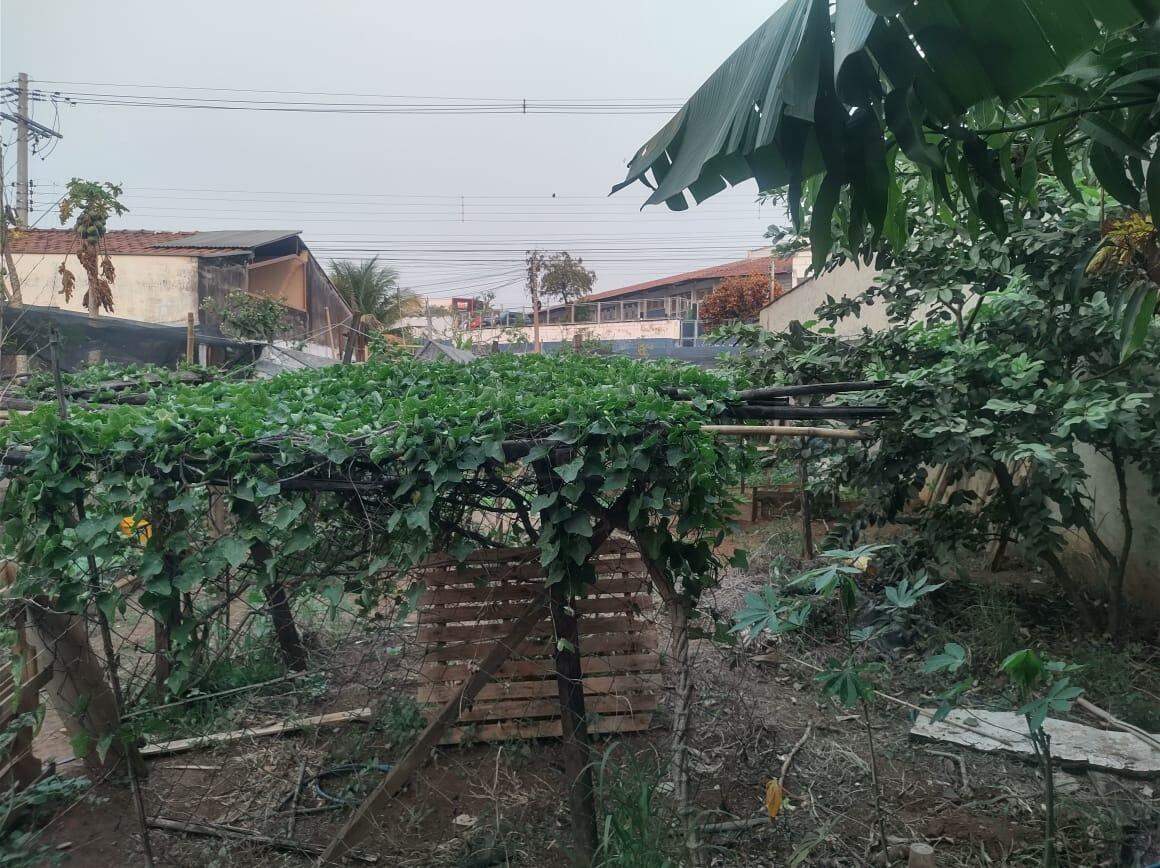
471, 318, 682, 345
760, 259, 884, 336
11, 253, 200, 325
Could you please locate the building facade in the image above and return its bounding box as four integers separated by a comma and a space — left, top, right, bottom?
8, 229, 352, 360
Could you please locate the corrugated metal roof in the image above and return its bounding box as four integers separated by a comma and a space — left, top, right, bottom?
152, 230, 301, 249
415, 340, 477, 364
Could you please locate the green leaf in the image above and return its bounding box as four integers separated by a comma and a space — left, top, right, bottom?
976, 189, 1008, 240
810, 173, 843, 273
1079, 116, 1149, 160
1052, 132, 1082, 202
923, 642, 967, 674
215, 537, 251, 569
1146, 150, 1160, 224
1090, 143, 1139, 206
555, 457, 585, 484
1120, 283, 1159, 361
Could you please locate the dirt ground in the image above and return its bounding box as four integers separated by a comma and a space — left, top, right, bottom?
22, 518, 1160, 867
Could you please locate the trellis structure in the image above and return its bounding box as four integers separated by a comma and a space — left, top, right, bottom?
0, 349, 885, 866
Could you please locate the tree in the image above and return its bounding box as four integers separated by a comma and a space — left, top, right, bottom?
699, 273, 775, 328
526, 250, 596, 353
57, 179, 128, 316
328, 258, 417, 363
721, 179, 1160, 639
201, 290, 289, 344
614, 4, 1160, 354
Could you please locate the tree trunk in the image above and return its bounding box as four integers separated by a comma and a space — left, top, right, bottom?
24, 598, 143, 776
550, 582, 598, 865
1108, 446, 1133, 643
798, 454, 814, 560
250, 540, 307, 672
342, 312, 363, 364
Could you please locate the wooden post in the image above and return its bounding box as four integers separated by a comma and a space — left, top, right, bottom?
631, 534, 700, 867
550, 582, 598, 864
152, 561, 182, 696
325, 308, 336, 358
319, 590, 552, 864
24, 597, 139, 775
572, 333, 583, 354
47, 329, 154, 866
799, 453, 814, 560
0, 562, 43, 790
536, 459, 598, 863
250, 539, 307, 672
185, 312, 196, 363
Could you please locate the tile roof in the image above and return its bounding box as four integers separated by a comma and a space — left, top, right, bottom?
7, 229, 253, 256
583, 255, 789, 302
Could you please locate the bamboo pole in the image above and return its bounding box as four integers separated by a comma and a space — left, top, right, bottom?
701, 425, 868, 440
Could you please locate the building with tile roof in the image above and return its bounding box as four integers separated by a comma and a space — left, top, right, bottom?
7, 228, 352, 362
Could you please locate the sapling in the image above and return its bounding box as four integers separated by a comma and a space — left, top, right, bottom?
923, 646, 1083, 868
1000, 650, 1084, 868
732, 544, 943, 866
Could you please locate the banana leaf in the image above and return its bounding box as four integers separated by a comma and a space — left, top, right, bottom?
613, 0, 1157, 212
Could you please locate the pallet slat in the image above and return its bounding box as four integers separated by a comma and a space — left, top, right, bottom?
414, 541, 660, 745
420, 576, 647, 606
417, 614, 650, 644
418, 594, 653, 625
419, 653, 661, 683
417, 558, 646, 587
439, 712, 655, 745
418, 674, 662, 705
420, 629, 659, 663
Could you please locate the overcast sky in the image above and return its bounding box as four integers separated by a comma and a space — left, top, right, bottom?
2, 1, 783, 306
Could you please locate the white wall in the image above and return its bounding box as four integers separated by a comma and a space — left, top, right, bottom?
761, 259, 883, 336
12, 253, 200, 325
760, 257, 1160, 611
471, 318, 682, 345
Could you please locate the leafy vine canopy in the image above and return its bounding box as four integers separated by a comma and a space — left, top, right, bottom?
2, 354, 748, 630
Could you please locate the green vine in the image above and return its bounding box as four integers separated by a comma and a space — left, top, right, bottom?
1, 354, 749, 694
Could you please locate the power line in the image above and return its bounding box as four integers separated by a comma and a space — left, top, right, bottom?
16, 78, 685, 103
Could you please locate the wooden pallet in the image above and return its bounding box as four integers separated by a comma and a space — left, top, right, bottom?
414, 539, 660, 744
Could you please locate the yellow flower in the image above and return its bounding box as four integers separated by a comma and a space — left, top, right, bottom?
119, 516, 152, 543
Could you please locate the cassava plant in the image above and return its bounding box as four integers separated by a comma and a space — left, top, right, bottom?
924, 646, 1084, 868
732, 544, 941, 865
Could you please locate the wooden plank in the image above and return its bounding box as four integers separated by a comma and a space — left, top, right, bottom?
420, 653, 661, 683
418, 674, 662, 705
417, 614, 650, 644
418, 538, 636, 569
318, 588, 554, 865
421, 576, 646, 606
140, 707, 373, 757
418, 558, 645, 587
420, 628, 658, 663
450, 692, 657, 724
440, 711, 654, 745
418, 594, 653, 625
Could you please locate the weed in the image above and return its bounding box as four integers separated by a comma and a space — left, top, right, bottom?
1069, 642, 1160, 731
594, 745, 681, 868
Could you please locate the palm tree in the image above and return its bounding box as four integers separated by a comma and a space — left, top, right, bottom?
328, 258, 417, 362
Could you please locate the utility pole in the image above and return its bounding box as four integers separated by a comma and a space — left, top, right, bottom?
527, 251, 543, 354
0, 143, 23, 303
2, 74, 62, 230
16, 73, 29, 227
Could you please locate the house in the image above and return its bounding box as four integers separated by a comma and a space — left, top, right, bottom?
470, 252, 790, 350
759, 258, 882, 337
7, 229, 352, 362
